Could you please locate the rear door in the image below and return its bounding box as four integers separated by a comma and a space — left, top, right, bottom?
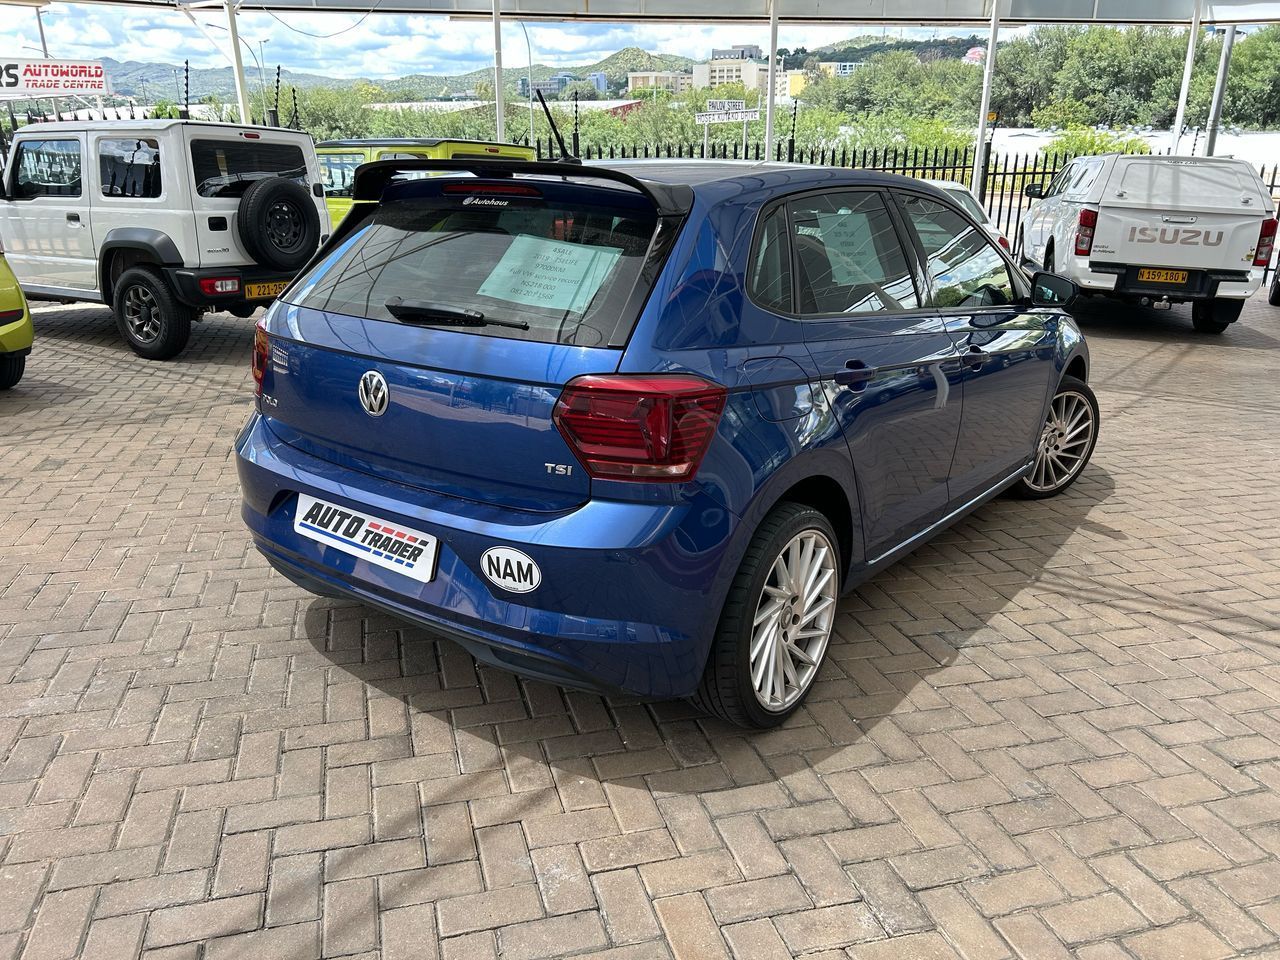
260, 175, 662, 511
1092, 158, 1267, 274
895, 189, 1057, 500
791, 189, 965, 559
185, 127, 325, 269
2, 135, 95, 290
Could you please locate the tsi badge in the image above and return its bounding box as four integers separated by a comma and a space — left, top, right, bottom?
481, 546, 541, 594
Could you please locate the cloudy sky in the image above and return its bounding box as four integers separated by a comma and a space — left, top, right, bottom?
0, 3, 984, 78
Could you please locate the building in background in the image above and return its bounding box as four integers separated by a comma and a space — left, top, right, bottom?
692, 57, 768, 90
710, 44, 763, 60
774, 69, 809, 98
517, 75, 573, 98
586, 71, 608, 93
818, 61, 864, 77
626, 70, 693, 93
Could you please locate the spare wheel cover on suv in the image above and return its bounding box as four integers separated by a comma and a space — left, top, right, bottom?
237, 176, 321, 272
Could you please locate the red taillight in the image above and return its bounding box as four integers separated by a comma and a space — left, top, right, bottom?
997, 234, 1010, 252
1074, 208, 1098, 257
1255, 218, 1277, 267
198, 276, 240, 296
553, 374, 727, 482
252, 320, 269, 397
0, 308, 24, 324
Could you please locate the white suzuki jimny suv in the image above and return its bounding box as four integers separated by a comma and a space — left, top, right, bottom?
0, 120, 330, 359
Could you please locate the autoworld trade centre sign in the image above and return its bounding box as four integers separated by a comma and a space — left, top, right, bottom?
0, 59, 111, 97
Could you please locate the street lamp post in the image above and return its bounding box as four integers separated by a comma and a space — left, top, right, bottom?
518, 21, 534, 147
257, 39, 270, 123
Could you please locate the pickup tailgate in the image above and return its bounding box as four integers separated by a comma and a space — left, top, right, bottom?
1091, 158, 1267, 270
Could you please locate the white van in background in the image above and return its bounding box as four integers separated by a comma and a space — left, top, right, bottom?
1016, 154, 1276, 334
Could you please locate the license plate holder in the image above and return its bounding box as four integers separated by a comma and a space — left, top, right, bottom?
294, 494, 439, 583
245, 280, 289, 300
1136, 268, 1189, 285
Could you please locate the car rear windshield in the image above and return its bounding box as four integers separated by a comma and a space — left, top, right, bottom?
191, 139, 307, 198
285, 182, 659, 347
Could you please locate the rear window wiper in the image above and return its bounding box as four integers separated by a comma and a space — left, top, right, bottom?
384, 297, 529, 330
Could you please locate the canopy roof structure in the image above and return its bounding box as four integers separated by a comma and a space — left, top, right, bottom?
43, 0, 1280, 23
14, 0, 1280, 182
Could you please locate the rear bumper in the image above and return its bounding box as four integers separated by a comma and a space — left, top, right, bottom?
0, 314, 33, 354
1075, 259, 1261, 301
164, 266, 295, 309
235, 412, 741, 699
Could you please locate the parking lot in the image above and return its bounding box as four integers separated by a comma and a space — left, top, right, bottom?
1, 294, 1279, 959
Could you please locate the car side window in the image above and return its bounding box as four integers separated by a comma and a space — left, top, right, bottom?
319, 152, 363, 197
12, 139, 82, 199
1067, 159, 1102, 195
786, 192, 920, 317
900, 195, 1015, 309
99, 138, 162, 199
748, 204, 793, 314
1045, 163, 1073, 198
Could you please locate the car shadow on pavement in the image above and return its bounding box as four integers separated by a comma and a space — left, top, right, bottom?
287, 462, 1118, 928
1068, 296, 1280, 349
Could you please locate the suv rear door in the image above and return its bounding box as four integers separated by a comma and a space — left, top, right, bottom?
184, 126, 327, 269
259, 174, 664, 511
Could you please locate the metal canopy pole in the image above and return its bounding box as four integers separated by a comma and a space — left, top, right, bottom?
1205, 24, 1235, 156
1171, 0, 1203, 154
223, 1, 253, 123
492, 0, 504, 141
764, 0, 779, 160
971, 0, 1000, 196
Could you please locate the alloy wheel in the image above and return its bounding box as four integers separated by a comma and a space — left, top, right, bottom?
749, 529, 838, 712
1026, 389, 1094, 493
123, 284, 161, 344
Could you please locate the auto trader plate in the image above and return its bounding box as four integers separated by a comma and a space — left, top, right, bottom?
245, 280, 289, 300
294, 494, 438, 583
1136, 268, 1188, 284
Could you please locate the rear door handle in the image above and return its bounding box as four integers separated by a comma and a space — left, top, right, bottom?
66, 212, 83, 226
833, 359, 877, 387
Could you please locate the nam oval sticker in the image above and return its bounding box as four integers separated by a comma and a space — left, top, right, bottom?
481, 546, 542, 594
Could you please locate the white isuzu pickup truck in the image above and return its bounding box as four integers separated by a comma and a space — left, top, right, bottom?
1016, 154, 1276, 334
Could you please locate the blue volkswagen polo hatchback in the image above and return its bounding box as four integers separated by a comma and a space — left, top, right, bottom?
236, 158, 1097, 727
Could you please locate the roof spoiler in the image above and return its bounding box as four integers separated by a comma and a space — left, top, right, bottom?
350, 157, 693, 217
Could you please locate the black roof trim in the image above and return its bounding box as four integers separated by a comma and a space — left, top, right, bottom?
350, 157, 694, 217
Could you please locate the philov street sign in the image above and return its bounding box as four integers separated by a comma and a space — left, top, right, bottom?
0, 59, 110, 98
706, 99, 746, 112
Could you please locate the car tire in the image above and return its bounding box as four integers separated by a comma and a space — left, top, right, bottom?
113, 267, 194, 361
0, 353, 25, 390
1269, 275, 1280, 307
237, 177, 321, 272
1191, 298, 1242, 334
1009, 374, 1099, 500
692, 502, 840, 728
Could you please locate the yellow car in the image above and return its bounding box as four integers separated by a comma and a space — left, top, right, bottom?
317, 138, 536, 225
0, 251, 32, 390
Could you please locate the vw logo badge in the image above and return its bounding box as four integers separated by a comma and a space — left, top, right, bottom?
358, 370, 389, 417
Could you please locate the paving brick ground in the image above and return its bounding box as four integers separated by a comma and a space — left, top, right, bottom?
2, 292, 1280, 959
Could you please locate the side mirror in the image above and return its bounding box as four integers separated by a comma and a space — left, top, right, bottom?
1024, 183, 1044, 200
1031, 271, 1078, 309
